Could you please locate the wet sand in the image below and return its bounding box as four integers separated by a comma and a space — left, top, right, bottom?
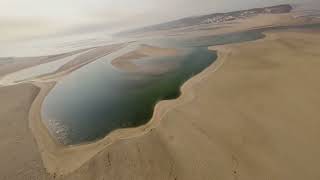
0, 49, 86, 78
57, 44, 125, 73
111, 45, 179, 74
0, 44, 125, 86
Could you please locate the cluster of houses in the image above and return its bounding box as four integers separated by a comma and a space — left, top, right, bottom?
203, 8, 273, 24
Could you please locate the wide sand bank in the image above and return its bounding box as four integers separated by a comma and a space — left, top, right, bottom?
1, 27, 320, 179
111, 45, 179, 74
25, 29, 320, 180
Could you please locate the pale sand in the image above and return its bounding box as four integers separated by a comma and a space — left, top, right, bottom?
1, 26, 320, 179
0, 84, 51, 180
10, 29, 317, 180
111, 45, 179, 74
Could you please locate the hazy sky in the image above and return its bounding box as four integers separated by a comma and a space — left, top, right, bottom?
0, 0, 316, 41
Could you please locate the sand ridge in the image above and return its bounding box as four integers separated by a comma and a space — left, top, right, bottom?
0, 44, 125, 86
111, 44, 180, 74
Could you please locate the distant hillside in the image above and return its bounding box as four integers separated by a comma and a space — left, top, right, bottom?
117, 4, 292, 36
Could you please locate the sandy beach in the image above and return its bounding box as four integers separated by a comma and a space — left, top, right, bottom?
1, 10, 320, 180
0, 84, 49, 179
62, 30, 320, 180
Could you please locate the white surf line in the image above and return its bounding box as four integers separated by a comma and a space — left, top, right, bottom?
0, 50, 91, 86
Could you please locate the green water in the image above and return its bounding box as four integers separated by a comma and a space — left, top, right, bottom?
42, 46, 217, 145
42, 23, 320, 145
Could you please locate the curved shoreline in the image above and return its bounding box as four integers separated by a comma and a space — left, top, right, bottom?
29, 20, 300, 174
28, 42, 233, 175
110, 44, 180, 74
27, 17, 319, 174
0, 6, 317, 178
27, 27, 295, 175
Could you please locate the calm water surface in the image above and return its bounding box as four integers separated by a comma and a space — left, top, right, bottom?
42, 23, 320, 145
42, 43, 219, 144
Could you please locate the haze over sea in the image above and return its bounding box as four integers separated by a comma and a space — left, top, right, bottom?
0, 33, 118, 57
1, 0, 317, 57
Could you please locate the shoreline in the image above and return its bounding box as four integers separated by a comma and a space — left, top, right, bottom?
0, 44, 126, 86
110, 44, 180, 74
28, 23, 320, 175
8, 28, 318, 179
0, 48, 90, 80
28, 37, 235, 175
0, 5, 318, 178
